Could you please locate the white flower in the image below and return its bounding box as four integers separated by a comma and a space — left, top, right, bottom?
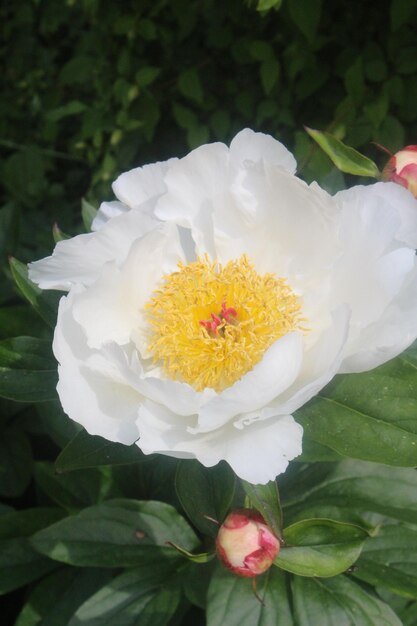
29, 129, 417, 484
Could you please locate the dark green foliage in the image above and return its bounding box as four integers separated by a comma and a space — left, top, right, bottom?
2, 0, 417, 624
175, 461, 236, 536
2, 0, 417, 246
295, 343, 417, 466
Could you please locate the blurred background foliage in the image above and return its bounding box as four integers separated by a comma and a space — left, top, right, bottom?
1, 0, 417, 623
2, 0, 417, 275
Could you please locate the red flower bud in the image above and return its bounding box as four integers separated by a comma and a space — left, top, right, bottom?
216, 509, 280, 577
382, 145, 417, 198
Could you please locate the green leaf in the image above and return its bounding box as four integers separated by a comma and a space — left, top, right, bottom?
31, 499, 199, 567
353, 524, 417, 599
173, 102, 198, 128
295, 346, 417, 467
9, 258, 61, 327
68, 563, 181, 626
275, 518, 367, 577
0, 202, 19, 259
14, 568, 114, 626
344, 57, 365, 105
296, 438, 344, 463
305, 127, 380, 177
52, 223, 70, 243
283, 460, 417, 525
210, 110, 231, 139
136, 66, 161, 88
137, 19, 157, 40
0, 336, 57, 402
55, 429, 146, 473
178, 68, 204, 105
283, 503, 373, 531
0, 539, 57, 596
401, 601, 417, 626
135, 456, 180, 508
0, 425, 32, 497
293, 575, 402, 626
182, 560, 216, 610
396, 46, 417, 75
364, 93, 389, 128
175, 460, 236, 536
0, 508, 64, 595
241, 480, 283, 539
288, 0, 322, 43
390, 0, 417, 30
376, 589, 410, 618
186, 124, 210, 149
35, 462, 119, 512
257, 0, 282, 11
0, 305, 46, 340
81, 198, 97, 231
249, 41, 274, 61
2, 147, 47, 207
0, 508, 64, 540
375, 115, 405, 152
207, 565, 293, 626
46, 101, 86, 122
364, 59, 388, 83
36, 400, 80, 448
260, 59, 280, 95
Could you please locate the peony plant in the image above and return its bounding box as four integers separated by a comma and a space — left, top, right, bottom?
29, 129, 417, 484
1, 128, 415, 623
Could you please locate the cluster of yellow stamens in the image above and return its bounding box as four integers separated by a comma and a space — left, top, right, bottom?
145, 255, 304, 392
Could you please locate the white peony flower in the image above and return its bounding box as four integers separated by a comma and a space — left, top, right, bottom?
29, 129, 417, 484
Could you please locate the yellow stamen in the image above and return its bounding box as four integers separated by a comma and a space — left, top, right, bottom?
145, 255, 305, 392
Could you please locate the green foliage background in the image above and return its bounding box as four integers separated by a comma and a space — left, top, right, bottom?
1, 0, 417, 624
2, 0, 417, 270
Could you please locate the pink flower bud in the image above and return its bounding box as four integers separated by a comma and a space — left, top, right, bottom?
216, 509, 280, 577
382, 145, 417, 198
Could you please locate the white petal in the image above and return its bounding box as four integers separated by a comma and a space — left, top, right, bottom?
71, 223, 185, 352
154, 142, 230, 260
85, 344, 215, 417
335, 181, 417, 248
230, 128, 297, 174
339, 248, 415, 334
193, 332, 303, 433
29, 208, 157, 291
335, 184, 402, 254
112, 158, 178, 208
212, 163, 340, 288
136, 399, 302, 483
53, 290, 142, 444
235, 304, 351, 424
136, 375, 215, 417
91, 201, 129, 231
341, 262, 417, 372
330, 186, 417, 336
72, 262, 135, 348
219, 415, 303, 484
155, 142, 229, 226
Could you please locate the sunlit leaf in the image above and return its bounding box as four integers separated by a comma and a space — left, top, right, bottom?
305, 127, 380, 177
275, 518, 367, 577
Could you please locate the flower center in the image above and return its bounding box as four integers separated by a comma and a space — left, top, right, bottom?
145, 255, 304, 392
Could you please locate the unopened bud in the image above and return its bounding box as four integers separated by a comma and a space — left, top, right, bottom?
382, 145, 417, 198
216, 509, 280, 577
